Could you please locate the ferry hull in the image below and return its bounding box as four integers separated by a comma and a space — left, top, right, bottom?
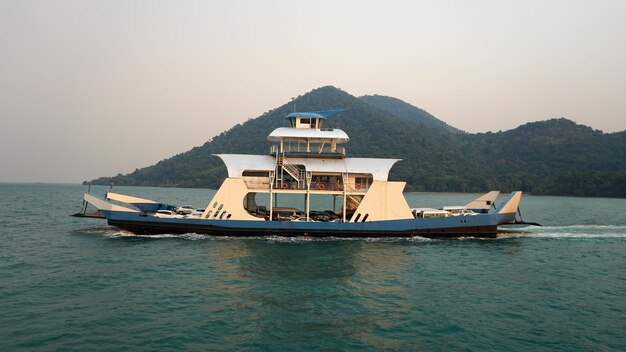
103, 211, 512, 239
108, 220, 498, 238
80, 190, 525, 239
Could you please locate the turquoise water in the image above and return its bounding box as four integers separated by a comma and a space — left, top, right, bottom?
1, 184, 625, 351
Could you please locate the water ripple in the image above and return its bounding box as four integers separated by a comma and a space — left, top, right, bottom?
2, 184, 625, 351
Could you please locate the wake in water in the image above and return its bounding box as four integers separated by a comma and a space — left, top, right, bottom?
98, 230, 434, 242
80, 224, 626, 241
500, 225, 626, 239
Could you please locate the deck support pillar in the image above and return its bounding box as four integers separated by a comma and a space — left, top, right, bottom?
305, 193, 310, 221
342, 172, 347, 223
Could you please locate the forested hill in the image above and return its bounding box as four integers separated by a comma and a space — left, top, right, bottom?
359, 94, 463, 134
87, 86, 626, 197
462, 120, 626, 197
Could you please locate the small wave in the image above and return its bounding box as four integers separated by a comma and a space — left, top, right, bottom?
79, 226, 118, 234
97, 231, 434, 242
98, 231, 626, 241
88, 225, 626, 241
536, 225, 626, 231
520, 232, 626, 239
103, 230, 168, 238
501, 225, 626, 239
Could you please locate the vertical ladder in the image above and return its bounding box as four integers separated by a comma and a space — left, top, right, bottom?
299, 169, 306, 189
275, 154, 283, 187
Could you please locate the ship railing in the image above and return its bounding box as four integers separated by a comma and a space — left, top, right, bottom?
274, 180, 307, 190
345, 183, 369, 192
263, 181, 369, 192
270, 145, 346, 155
309, 181, 343, 191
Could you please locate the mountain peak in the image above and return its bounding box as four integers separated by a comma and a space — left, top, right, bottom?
359, 94, 464, 134
509, 118, 600, 140
86, 88, 625, 197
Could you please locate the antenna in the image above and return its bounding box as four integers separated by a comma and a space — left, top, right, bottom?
336, 111, 341, 129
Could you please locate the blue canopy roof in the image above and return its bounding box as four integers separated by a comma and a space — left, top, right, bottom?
286, 109, 348, 120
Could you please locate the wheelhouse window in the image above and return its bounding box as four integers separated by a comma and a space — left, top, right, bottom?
298, 117, 317, 129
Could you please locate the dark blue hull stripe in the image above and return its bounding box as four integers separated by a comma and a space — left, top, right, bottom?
102, 211, 515, 238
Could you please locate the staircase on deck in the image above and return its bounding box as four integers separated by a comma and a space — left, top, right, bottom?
276, 153, 306, 189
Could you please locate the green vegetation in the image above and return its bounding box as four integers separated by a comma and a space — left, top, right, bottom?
360, 94, 463, 134
87, 86, 626, 198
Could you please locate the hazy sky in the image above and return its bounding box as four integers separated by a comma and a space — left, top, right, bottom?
1, 0, 625, 183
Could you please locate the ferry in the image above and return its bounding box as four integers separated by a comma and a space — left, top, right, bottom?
75, 110, 533, 238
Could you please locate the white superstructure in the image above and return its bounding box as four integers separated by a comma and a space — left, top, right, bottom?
202, 110, 414, 222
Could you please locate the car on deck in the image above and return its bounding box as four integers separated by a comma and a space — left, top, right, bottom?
176, 205, 195, 215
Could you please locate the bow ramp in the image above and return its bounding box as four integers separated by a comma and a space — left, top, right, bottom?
83, 193, 139, 213
494, 191, 523, 224
496, 191, 523, 214
465, 191, 500, 212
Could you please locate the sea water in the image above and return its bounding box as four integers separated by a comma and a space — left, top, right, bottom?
0, 184, 624, 351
